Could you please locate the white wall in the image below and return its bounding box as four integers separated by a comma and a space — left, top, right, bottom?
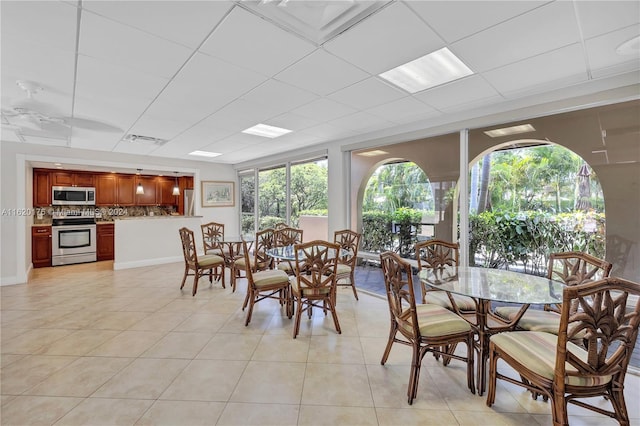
0, 141, 238, 285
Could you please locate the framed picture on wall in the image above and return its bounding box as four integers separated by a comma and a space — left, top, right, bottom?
201, 181, 235, 207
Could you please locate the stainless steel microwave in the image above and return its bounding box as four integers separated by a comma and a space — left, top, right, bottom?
52, 186, 96, 205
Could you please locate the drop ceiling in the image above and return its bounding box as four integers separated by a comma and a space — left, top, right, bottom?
1, 0, 638, 165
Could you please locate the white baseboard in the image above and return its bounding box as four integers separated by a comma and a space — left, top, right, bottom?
0, 276, 20, 286
113, 256, 182, 270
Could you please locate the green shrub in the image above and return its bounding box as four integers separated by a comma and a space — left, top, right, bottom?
469, 210, 605, 274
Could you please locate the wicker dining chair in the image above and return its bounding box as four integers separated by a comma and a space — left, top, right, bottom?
275, 227, 303, 276
487, 277, 640, 426
201, 221, 230, 260
291, 240, 341, 338
415, 239, 477, 313
178, 227, 225, 296
232, 228, 276, 307
240, 240, 292, 326
333, 229, 361, 301
380, 251, 475, 404
494, 251, 613, 335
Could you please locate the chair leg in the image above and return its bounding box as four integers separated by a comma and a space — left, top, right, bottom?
180, 265, 189, 290
350, 272, 358, 300
292, 297, 303, 339
486, 344, 499, 407
192, 271, 200, 296
245, 289, 255, 326
242, 282, 250, 310
466, 337, 475, 394
407, 344, 421, 405
608, 386, 630, 426
381, 322, 398, 365
550, 390, 568, 426
327, 296, 341, 334
219, 265, 226, 289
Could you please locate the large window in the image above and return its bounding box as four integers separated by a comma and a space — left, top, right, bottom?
239, 172, 255, 238
258, 165, 287, 228
240, 156, 328, 237
468, 144, 605, 275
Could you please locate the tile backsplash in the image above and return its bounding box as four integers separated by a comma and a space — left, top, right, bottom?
33, 205, 176, 224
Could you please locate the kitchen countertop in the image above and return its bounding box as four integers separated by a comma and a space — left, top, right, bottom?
115, 215, 202, 220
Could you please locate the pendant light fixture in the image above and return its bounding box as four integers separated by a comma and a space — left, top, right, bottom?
172, 172, 180, 196
136, 169, 144, 194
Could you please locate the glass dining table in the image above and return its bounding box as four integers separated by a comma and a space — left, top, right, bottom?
418, 265, 566, 396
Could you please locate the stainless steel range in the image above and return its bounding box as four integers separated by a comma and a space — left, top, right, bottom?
52, 209, 97, 266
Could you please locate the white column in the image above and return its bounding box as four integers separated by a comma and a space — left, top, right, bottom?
459, 129, 469, 267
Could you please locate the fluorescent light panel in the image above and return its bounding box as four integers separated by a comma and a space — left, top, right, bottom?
484, 124, 536, 138
357, 150, 389, 157
379, 47, 473, 93
242, 123, 292, 138
189, 150, 222, 158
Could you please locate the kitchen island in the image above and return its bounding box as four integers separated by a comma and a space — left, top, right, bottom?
113, 216, 202, 270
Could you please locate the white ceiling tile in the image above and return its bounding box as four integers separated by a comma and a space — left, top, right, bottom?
324, 2, 445, 74
407, 0, 547, 43
298, 122, 358, 141
241, 79, 319, 117
327, 77, 406, 110
1, 36, 76, 115
265, 112, 321, 132
199, 6, 316, 77
0, 1, 77, 52
2, 1, 638, 164
142, 53, 267, 123
414, 75, 501, 112
451, 1, 580, 72
0, 127, 23, 143
73, 95, 143, 134
81, 1, 233, 48
127, 116, 189, 141
79, 11, 193, 79
575, 1, 640, 39
586, 25, 640, 76
328, 111, 395, 132
151, 126, 235, 157
482, 44, 588, 97
203, 99, 282, 133
366, 97, 439, 124
75, 56, 169, 102
275, 49, 369, 96
291, 98, 357, 122
111, 140, 159, 156
68, 129, 121, 152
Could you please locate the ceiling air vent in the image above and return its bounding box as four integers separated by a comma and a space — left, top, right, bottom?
123, 134, 168, 146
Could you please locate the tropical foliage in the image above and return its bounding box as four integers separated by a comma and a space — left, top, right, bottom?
362, 146, 605, 270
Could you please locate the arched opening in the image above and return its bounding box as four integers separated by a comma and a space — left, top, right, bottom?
359, 160, 435, 258
467, 140, 605, 275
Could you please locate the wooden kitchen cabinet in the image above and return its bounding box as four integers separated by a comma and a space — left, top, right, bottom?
135, 176, 157, 205
97, 223, 115, 261
32, 226, 52, 268
33, 169, 52, 206
52, 171, 95, 187
116, 175, 136, 206
95, 174, 117, 206
157, 177, 178, 206
183, 176, 194, 189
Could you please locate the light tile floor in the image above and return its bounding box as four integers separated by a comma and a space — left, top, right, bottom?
1, 261, 639, 425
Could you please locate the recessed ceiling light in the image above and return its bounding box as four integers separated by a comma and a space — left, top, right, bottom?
54, 163, 62, 166
484, 124, 536, 138
379, 47, 473, 93
242, 123, 292, 138
357, 150, 389, 157
189, 150, 222, 158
